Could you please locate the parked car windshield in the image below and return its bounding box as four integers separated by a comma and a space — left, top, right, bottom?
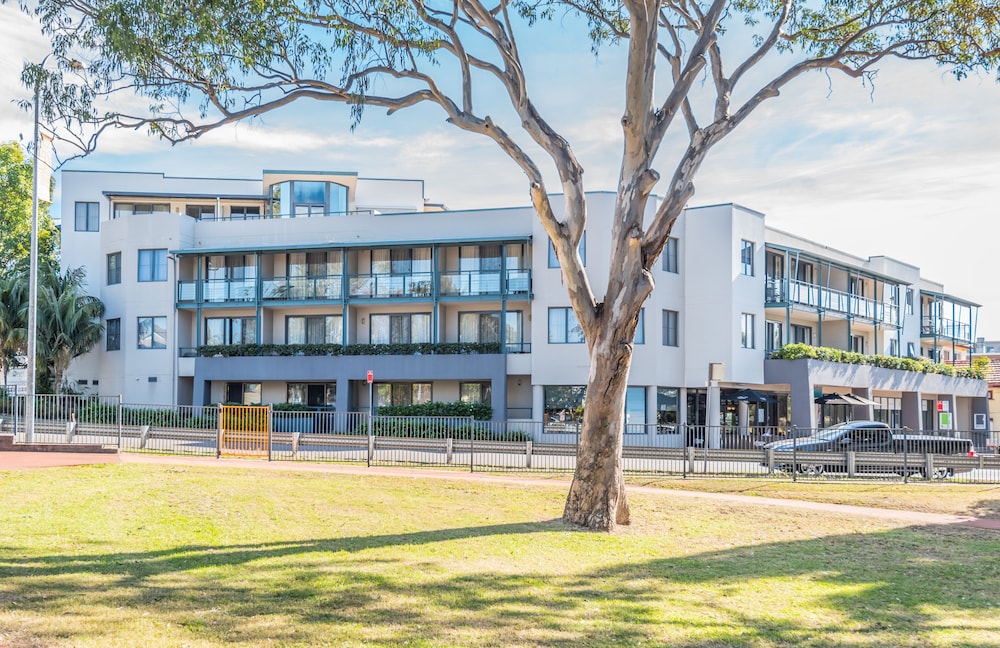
810, 423, 859, 441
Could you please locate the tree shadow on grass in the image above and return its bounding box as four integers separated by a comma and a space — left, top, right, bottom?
0, 521, 998, 647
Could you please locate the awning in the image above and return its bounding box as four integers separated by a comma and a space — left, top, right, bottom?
725, 388, 777, 404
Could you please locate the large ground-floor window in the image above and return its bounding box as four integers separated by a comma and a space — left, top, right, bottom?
225, 382, 261, 405
460, 381, 491, 404
375, 382, 432, 407
544, 385, 586, 432
287, 382, 336, 407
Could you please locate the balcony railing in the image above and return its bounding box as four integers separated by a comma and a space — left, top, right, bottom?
921, 317, 972, 341
438, 269, 531, 297
349, 273, 434, 298
262, 276, 342, 301
177, 268, 531, 304
766, 276, 898, 325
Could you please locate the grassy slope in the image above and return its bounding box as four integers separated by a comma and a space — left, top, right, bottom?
0, 463, 998, 647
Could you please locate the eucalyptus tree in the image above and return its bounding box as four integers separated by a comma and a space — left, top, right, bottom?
17, 0, 1000, 528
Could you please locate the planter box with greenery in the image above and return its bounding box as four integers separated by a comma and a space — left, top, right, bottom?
770, 344, 987, 380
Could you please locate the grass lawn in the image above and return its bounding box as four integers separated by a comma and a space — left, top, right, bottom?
1, 463, 998, 647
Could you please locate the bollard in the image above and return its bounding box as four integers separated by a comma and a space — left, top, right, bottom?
65, 421, 77, 444
139, 425, 151, 449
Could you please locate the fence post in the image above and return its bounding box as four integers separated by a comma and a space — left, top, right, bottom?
470, 430, 474, 473
267, 404, 273, 462
367, 412, 374, 467
291, 432, 300, 459
902, 427, 909, 484
766, 448, 774, 474
846, 451, 856, 478
924, 453, 934, 481
117, 395, 123, 449
445, 437, 453, 464
217, 405, 223, 459
525, 440, 532, 469
65, 420, 76, 444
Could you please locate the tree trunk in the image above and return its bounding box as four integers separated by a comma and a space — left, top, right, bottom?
563, 328, 633, 530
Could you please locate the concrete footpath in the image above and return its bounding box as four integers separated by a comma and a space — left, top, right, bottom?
2, 449, 999, 531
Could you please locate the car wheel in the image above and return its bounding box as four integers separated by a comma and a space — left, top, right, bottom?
798, 463, 824, 476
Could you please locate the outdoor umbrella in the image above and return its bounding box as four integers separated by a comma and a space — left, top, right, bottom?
728, 388, 777, 403
814, 393, 877, 406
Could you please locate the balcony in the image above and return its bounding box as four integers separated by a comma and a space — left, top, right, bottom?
439, 269, 531, 297
921, 317, 972, 342
262, 276, 342, 301
349, 273, 434, 298
177, 268, 531, 304
765, 277, 898, 325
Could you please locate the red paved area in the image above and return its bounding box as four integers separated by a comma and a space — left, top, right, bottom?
2, 450, 998, 531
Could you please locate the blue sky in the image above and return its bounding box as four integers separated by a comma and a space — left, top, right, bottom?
2, 4, 998, 336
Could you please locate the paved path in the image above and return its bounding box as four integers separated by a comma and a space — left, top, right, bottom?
3, 450, 999, 531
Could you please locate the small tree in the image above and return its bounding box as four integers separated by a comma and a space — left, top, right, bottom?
0, 270, 27, 389
0, 142, 58, 271
36, 266, 105, 394
19, 0, 1000, 528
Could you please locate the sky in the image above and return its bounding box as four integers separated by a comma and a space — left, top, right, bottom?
1, 4, 998, 336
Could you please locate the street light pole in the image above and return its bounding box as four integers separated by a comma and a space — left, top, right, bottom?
24, 72, 42, 443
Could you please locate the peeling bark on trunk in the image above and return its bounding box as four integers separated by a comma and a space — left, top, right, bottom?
563, 328, 634, 531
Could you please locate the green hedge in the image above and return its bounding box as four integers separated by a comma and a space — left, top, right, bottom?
198, 342, 502, 358
376, 401, 492, 420
771, 344, 986, 379
353, 420, 529, 442
77, 402, 218, 429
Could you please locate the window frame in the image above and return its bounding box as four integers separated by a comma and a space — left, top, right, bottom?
547, 307, 585, 344
106, 252, 122, 285
741, 313, 755, 349
740, 239, 755, 276
137, 316, 167, 350
74, 202, 100, 232
662, 309, 679, 347
137, 249, 168, 282
547, 232, 587, 268
106, 318, 121, 351
662, 237, 679, 273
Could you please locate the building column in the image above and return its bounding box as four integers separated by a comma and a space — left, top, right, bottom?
532, 384, 545, 422
646, 385, 658, 428
707, 379, 722, 448
790, 378, 817, 431
678, 388, 688, 426
851, 387, 874, 422
336, 377, 350, 414
901, 391, 922, 431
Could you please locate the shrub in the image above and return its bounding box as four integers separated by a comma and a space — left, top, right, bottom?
376, 401, 492, 420
771, 344, 985, 380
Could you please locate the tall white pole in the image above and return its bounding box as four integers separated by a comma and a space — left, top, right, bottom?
25, 75, 41, 443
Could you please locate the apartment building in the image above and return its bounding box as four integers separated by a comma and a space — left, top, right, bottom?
59, 168, 990, 443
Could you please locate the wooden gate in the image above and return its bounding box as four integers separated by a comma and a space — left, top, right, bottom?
218, 404, 271, 458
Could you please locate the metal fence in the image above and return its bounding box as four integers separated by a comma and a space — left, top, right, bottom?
2, 394, 999, 483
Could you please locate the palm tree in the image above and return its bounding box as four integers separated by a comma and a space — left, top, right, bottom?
0, 270, 27, 390
37, 266, 105, 394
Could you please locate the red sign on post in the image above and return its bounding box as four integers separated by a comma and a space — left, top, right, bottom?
367, 370, 374, 384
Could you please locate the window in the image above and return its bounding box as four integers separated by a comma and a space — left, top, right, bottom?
460, 382, 492, 404
544, 385, 586, 431
907, 342, 917, 358
106, 318, 120, 351
270, 180, 349, 218
370, 313, 431, 344
548, 307, 584, 344
138, 249, 168, 282
459, 311, 524, 348
662, 237, 679, 273
795, 262, 813, 283
113, 202, 169, 219
206, 317, 258, 346
656, 387, 680, 431
374, 383, 432, 407
287, 383, 336, 407
791, 324, 812, 345
185, 204, 215, 219
137, 316, 167, 349
229, 205, 261, 220
889, 338, 899, 357
286, 315, 342, 345
74, 202, 99, 231
634, 309, 645, 345
662, 310, 679, 347
905, 288, 914, 315
765, 321, 783, 353
225, 382, 261, 405
740, 240, 755, 276
107, 252, 121, 285
851, 335, 865, 354
625, 387, 646, 426
741, 313, 755, 349
547, 232, 587, 268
